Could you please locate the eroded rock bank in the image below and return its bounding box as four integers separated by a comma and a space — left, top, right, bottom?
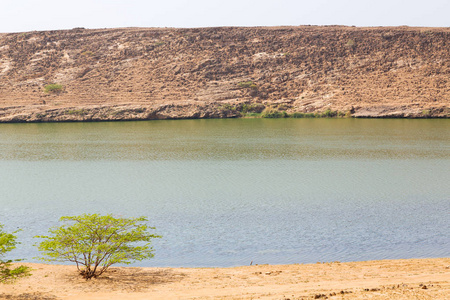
0, 101, 448, 123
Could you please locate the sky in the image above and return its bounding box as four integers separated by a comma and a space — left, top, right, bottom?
1, 0, 449, 33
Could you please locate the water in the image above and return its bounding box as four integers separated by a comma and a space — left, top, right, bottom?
0, 119, 449, 267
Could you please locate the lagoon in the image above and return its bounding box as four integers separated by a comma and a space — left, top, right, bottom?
0, 119, 449, 266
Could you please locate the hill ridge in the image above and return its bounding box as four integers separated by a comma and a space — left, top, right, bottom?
0, 26, 448, 122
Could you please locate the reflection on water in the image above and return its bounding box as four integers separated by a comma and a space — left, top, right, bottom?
0, 119, 449, 266
1, 119, 448, 160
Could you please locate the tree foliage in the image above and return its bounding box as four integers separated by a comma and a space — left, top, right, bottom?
43, 83, 63, 93
0, 224, 30, 283
36, 214, 161, 279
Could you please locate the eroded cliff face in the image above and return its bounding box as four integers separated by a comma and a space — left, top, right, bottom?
0, 26, 448, 122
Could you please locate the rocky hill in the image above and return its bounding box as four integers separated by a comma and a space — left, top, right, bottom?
0, 26, 449, 122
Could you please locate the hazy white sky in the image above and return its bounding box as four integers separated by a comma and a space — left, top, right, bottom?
1, 0, 449, 33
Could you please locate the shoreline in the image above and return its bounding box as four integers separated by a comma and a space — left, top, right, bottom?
0, 102, 448, 123
1, 258, 449, 299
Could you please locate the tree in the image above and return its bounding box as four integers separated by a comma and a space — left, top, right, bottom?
36, 214, 161, 279
0, 224, 30, 283
43, 83, 63, 93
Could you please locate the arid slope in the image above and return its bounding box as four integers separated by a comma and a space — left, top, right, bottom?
0, 26, 449, 122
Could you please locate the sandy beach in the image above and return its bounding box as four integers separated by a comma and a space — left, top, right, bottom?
0, 258, 448, 299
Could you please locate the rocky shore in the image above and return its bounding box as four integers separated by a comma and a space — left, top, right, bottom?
0, 101, 448, 123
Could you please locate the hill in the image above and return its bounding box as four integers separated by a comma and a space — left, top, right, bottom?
0, 26, 449, 122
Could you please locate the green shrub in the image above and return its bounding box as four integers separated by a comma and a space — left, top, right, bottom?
346, 39, 355, 47
238, 81, 257, 89
421, 110, 431, 117
36, 214, 161, 280
320, 109, 338, 118
220, 103, 237, 112
292, 112, 305, 118
65, 109, 88, 116
241, 103, 251, 113
44, 84, 63, 93
291, 112, 316, 118
0, 224, 31, 283
245, 112, 262, 117
291, 112, 304, 118
261, 109, 287, 118
81, 50, 95, 57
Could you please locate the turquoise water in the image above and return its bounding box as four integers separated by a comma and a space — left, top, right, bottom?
0, 119, 449, 266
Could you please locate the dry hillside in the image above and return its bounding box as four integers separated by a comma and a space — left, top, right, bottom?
0, 26, 449, 122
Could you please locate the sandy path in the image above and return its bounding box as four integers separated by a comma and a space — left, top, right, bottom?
0, 258, 449, 299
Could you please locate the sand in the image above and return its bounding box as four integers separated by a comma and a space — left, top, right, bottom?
0, 258, 449, 299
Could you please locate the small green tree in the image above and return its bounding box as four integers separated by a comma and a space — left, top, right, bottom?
44, 84, 63, 93
36, 214, 161, 279
0, 224, 30, 283
238, 81, 257, 89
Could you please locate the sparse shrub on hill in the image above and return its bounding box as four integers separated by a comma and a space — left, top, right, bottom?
241, 103, 265, 113
238, 81, 257, 89
154, 41, 165, 47
44, 84, 64, 94
421, 109, 431, 117
346, 39, 356, 48
81, 50, 95, 57
0, 224, 30, 283
221, 103, 237, 111
36, 214, 161, 280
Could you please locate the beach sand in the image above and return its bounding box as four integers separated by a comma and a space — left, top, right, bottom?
1, 258, 449, 299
